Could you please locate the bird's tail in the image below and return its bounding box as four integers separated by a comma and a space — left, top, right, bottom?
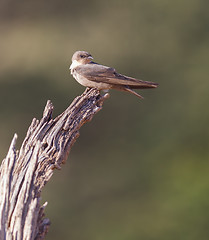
123, 87, 144, 99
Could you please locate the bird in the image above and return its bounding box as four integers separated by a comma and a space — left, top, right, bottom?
70, 51, 158, 99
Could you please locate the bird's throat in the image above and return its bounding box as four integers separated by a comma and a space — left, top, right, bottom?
70, 60, 82, 71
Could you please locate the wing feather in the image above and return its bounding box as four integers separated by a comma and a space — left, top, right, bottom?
75, 63, 157, 89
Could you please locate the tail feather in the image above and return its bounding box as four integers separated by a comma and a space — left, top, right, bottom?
123, 87, 144, 99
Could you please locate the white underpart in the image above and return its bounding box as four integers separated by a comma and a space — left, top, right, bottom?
69, 60, 82, 72
70, 59, 112, 90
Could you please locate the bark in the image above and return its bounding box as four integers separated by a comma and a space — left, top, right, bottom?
0, 88, 109, 240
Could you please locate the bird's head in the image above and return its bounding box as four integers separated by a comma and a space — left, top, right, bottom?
70, 51, 93, 70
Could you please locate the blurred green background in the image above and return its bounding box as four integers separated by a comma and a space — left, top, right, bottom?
1, 0, 209, 239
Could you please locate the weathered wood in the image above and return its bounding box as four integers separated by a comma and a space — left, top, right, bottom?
0, 88, 109, 240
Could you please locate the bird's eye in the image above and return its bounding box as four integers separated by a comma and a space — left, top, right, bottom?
80, 55, 85, 58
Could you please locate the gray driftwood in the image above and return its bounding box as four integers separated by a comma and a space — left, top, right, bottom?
0, 88, 108, 240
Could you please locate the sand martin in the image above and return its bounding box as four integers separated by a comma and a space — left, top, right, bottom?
70, 51, 158, 99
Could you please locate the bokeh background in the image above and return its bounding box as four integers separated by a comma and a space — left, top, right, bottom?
1, 0, 209, 239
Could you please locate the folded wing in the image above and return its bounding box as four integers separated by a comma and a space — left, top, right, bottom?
75, 63, 158, 89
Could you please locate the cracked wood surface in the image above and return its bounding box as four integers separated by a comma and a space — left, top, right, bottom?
0, 88, 108, 240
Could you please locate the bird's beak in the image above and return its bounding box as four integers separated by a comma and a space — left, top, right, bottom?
88, 56, 93, 60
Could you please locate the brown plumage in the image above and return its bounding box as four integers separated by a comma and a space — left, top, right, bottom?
70, 51, 158, 99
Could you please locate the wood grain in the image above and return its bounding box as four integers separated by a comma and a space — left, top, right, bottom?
0, 88, 109, 240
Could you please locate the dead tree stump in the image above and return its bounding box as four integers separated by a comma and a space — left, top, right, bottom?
0, 88, 109, 240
